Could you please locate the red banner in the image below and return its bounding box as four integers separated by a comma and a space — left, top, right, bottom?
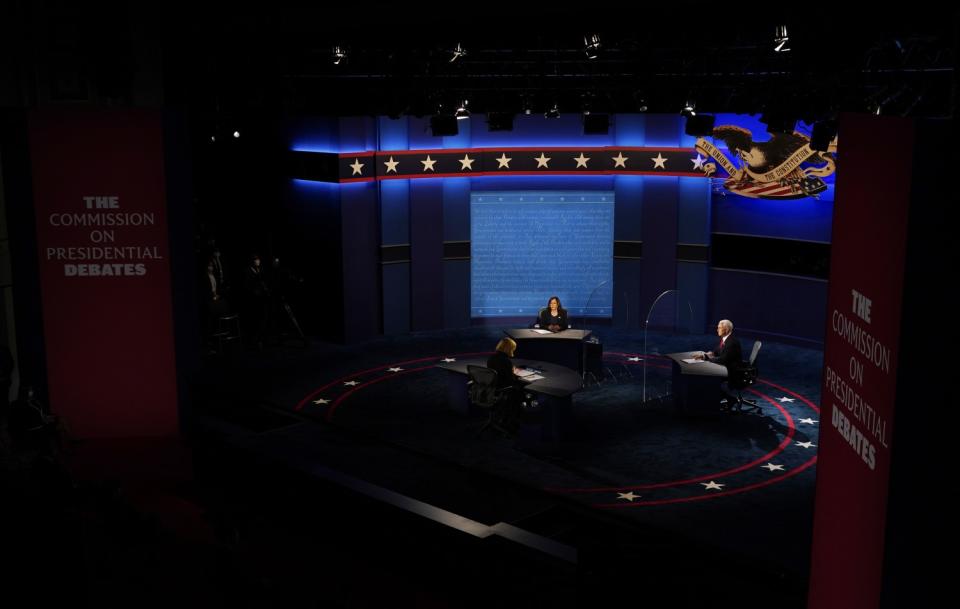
808, 114, 914, 608
28, 109, 178, 438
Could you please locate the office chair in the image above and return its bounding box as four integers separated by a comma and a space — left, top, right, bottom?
467, 365, 517, 437
725, 341, 762, 414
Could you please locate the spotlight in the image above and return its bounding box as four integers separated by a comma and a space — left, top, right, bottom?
680, 101, 696, 117
449, 42, 467, 63
455, 99, 470, 120
233, 130, 240, 138
521, 97, 533, 115
584, 33, 601, 59
544, 103, 560, 119
774, 25, 790, 53
332, 46, 347, 65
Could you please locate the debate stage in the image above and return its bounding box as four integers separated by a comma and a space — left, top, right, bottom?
191, 327, 822, 607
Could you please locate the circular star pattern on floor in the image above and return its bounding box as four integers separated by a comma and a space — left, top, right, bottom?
295, 351, 820, 508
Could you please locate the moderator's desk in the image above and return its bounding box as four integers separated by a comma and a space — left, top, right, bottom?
437, 357, 582, 441
665, 351, 728, 411
505, 329, 596, 376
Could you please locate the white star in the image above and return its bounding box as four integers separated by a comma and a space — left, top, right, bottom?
349, 159, 364, 176
496, 153, 512, 169
312, 398, 330, 405
777, 397, 796, 403
420, 155, 437, 172
617, 491, 641, 502
534, 153, 551, 168
651, 153, 667, 169
574, 153, 590, 168
384, 156, 399, 173
459, 154, 475, 171
612, 152, 628, 168
344, 380, 359, 387
701, 481, 725, 490
796, 441, 817, 449
387, 367, 403, 372
441, 358, 456, 363
762, 463, 785, 471
799, 418, 819, 425
691, 154, 705, 170
627, 356, 642, 362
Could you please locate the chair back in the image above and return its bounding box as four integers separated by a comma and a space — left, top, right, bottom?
467, 365, 500, 408
749, 340, 762, 365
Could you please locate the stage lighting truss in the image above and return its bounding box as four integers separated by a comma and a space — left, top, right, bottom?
774, 25, 790, 53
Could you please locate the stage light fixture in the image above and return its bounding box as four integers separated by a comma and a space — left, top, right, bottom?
233, 130, 240, 138
680, 101, 696, 117
544, 103, 560, 119
774, 25, 790, 53
455, 99, 470, 120
449, 42, 467, 63
584, 34, 601, 59
332, 46, 347, 65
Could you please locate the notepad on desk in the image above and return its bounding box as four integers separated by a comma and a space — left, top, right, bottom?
515, 368, 538, 378
531, 329, 552, 335
682, 358, 705, 364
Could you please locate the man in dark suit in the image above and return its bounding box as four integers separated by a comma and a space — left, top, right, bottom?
695, 319, 742, 370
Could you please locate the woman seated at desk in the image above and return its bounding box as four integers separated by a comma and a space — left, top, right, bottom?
535, 296, 569, 333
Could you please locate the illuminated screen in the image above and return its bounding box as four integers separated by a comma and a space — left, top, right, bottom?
471, 191, 614, 319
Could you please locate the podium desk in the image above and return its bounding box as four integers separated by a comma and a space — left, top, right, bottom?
665, 351, 728, 411
437, 357, 582, 441
505, 329, 593, 375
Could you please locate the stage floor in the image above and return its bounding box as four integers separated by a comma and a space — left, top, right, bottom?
192, 327, 823, 590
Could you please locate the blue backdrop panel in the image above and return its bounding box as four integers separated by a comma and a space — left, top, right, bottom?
470, 191, 614, 318
340, 181, 381, 343
640, 176, 679, 317
382, 263, 411, 335
712, 194, 834, 243
443, 260, 470, 329
614, 175, 643, 242
410, 179, 444, 331
709, 269, 828, 346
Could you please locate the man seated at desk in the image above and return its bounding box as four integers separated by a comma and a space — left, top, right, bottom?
534, 296, 569, 333
694, 319, 742, 369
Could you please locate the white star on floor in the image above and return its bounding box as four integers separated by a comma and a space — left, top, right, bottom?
617, 491, 641, 502
459, 154, 475, 171
799, 418, 818, 425
496, 153, 512, 168
701, 481, 725, 490
573, 153, 590, 168
796, 441, 816, 449
535, 153, 551, 168
612, 152, 628, 168
420, 155, 437, 171
777, 397, 796, 403
344, 380, 359, 387
762, 463, 785, 471
384, 156, 399, 173
651, 153, 667, 169
350, 159, 364, 176
441, 358, 456, 363
387, 367, 403, 372
627, 356, 642, 362
691, 154, 705, 170
312, 398, 330, 405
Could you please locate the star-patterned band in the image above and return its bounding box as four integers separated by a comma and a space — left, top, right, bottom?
292, 148, 713, 183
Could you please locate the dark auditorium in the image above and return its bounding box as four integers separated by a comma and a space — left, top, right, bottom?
0, 6, 954, 608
